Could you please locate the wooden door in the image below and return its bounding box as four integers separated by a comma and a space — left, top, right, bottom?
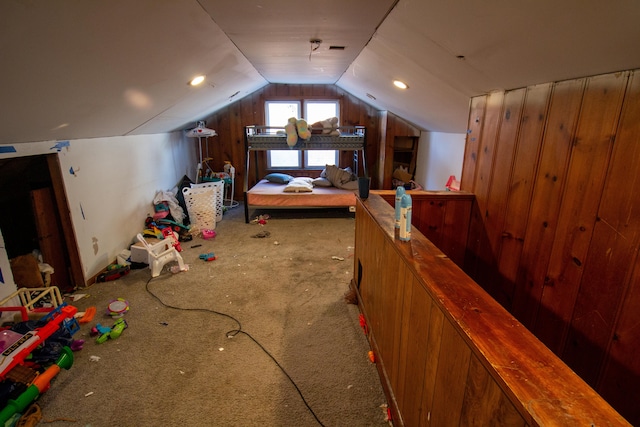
30, 187, 72, 292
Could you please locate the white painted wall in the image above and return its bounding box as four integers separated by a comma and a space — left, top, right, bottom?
0, 132, 197, 282
413, 131, 466, 190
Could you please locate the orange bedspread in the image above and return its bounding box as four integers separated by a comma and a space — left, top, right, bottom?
246, 179, 357, 207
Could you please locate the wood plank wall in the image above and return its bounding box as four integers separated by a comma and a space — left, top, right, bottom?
354, 195, 629, 426
372, 189, 474, 268
197, 84, 381, 200
460, 69, 640, 424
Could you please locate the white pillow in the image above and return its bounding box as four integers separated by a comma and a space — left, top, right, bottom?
283, 177, 314, 193
324, 164, 357, 188
312, 177, 332, 187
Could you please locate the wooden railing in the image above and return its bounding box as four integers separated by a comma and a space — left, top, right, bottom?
353, 194, 629, 426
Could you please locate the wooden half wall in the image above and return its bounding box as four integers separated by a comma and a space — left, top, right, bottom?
353, 195, 628, 426
461, 69, 640, 423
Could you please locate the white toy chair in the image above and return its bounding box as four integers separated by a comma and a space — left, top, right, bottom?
136, 233, 187, 277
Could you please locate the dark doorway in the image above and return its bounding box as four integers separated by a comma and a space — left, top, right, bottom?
0, 155, 78, 292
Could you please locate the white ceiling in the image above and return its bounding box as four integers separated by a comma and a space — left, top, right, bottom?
1, 0, 640, 145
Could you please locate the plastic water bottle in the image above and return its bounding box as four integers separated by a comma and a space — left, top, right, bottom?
395, 186, 405, 229
399, 194, 412, 242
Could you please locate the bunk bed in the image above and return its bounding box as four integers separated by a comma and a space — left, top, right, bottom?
244, 125, 367, 223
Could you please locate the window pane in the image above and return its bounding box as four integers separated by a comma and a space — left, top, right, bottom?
306, 150, 338, 168
266, 101, 301, 167
305, 101, 339, 167
266, 101, 300, 131
305, 101, 339, 124
269, 150, 300, 168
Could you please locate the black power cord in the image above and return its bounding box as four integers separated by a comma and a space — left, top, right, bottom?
145, 277, 325, 427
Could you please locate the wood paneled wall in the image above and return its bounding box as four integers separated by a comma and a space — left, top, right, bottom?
354, 195, 628, 426
461, 69, 640, 424
373, 189, 474, 267
197, 84, 381, 200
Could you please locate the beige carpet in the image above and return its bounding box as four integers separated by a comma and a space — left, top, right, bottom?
35, 205, 388, 426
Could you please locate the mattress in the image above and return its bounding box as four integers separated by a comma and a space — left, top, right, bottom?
246, 179, 356, 207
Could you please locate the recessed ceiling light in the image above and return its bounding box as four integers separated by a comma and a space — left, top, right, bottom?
393, 80, 408, 89
190, 75, 205, 86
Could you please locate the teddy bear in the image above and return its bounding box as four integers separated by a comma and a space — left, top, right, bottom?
296, 118, 311, 140
284, 117, 298, 147
284, 117, 312, 146
310, 117, 339, 136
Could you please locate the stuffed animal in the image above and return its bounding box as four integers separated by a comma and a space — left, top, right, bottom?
285, 117, 298, 146
310, 117, 339, 136
296, 118, 311, 140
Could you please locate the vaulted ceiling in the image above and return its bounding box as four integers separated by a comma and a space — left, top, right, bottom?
2, 0, 640, 145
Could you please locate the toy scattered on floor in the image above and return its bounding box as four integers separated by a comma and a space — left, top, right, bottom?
91, 318, 127, 344
0, 304, 79, 378
169, 264, 189, 274
250, 214, 270, 225
0, 346, 74, 425
77, 306, 96, 324
201, 229, 216, 240
107, 298, 129, 318
358, 313, 368, 335
199, 252, 217, 262
144, 216, 193, 243
70, 339, 85, 351
162, 227, 182, 252
97, 264, 130, 282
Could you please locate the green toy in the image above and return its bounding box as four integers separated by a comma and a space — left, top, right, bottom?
92, 318, 128, 344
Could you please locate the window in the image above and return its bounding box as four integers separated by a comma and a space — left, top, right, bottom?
266, 100, 339, 169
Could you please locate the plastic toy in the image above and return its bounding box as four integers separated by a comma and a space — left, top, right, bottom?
161, 227, 182, 252
0, 346, 74, 424
199, 252, 217, 261
91, 318, 128, 344
0, 304, 78, 380
157, 218, 190, 231
97, 264, 130, 282
78, 306, 96, 324
137, 233, 187, 277
107, 298, 129, 318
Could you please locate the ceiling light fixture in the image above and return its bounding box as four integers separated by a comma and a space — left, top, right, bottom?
393, 80, 408, 89
189, 75, 205, 86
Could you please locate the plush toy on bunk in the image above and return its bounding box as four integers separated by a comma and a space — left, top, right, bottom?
284, 117, 311, 147
310, 117, 340, 136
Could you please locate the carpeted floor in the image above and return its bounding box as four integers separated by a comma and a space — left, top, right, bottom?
34, 205, 388, 426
